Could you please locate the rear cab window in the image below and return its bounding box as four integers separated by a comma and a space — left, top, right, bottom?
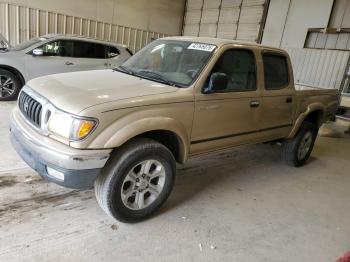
262, 52, 289, 90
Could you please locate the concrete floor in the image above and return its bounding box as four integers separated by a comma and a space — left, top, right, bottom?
0, 102, 349, 262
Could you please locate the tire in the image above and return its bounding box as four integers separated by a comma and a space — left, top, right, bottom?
94, 138, 176, 223
0, 69, 22, 101
281, 121, 318, 167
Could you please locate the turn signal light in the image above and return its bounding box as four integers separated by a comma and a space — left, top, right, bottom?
70, 119, 97, 140
77, 120, 95, 139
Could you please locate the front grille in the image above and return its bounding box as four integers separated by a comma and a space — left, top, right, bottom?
18, 92, 42, 127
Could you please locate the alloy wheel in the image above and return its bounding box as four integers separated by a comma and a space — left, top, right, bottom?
0, 75, 15, 98
121, 159, 166, 210
297, 131, 313, 160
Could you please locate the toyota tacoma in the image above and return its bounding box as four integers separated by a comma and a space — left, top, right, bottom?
10, 37, 339, 222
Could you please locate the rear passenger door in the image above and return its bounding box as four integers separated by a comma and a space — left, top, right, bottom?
259, 51, 296, 140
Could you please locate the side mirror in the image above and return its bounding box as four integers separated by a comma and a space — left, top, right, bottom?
203, 72, 228, 94
32, 48, 43, 56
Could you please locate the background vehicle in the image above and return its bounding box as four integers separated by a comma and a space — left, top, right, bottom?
10, 37, 339, 223
0, 34, 132, 101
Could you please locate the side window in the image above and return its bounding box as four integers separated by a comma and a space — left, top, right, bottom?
73, 41, 106, 59
209, 49, 256, 92
39, 40, 74, 57
262, 53, 289, 90
106, 46, 120, 58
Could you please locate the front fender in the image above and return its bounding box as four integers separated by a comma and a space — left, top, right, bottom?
90, 116, 190, 162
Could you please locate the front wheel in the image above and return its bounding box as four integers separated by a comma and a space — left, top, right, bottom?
0, 69, 22, 101
281, 121, 318, 167
94, 138, 176, 223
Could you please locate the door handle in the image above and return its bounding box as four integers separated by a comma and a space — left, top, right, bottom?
250, 100, 260, 108
286, 97, 293, 103
65, 61, 74, 66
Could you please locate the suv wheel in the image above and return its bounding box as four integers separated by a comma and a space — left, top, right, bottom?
94, 138, 176, 223
0, 69, 22, 101
281, 121, 318, 167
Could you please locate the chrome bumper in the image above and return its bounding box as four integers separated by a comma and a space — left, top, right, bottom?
10, 107, 111, 188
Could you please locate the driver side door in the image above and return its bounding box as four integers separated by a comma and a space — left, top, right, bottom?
190, 47, 263, 155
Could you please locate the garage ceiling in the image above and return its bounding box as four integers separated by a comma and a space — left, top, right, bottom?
182, 0, 268, 42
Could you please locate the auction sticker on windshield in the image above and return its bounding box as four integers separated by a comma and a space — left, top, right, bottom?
188, 43, 216, 52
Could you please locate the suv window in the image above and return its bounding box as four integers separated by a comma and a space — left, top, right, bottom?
39, 40, 74, 57
262, 53, 289, 90
73, 41, 106, 59
106, 46, 120, 58
209, 49, 256, 92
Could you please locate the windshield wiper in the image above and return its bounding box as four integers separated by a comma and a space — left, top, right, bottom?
114, 65, 135, 75
137, 70, 178, 87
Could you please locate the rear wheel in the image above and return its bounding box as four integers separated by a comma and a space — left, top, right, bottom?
94, 138, 176, 223
0, 69, 22, 101
281, 121, 318, 167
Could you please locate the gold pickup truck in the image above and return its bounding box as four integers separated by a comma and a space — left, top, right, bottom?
10, 37, 339, 222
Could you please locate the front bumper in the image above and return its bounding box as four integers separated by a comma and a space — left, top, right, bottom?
10, 107, 111, 189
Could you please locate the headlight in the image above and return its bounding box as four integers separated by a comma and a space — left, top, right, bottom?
48, 110, 97, 141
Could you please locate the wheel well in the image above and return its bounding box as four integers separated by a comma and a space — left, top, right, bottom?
0, 65, 25, 86
136, 130, 182, 163
304, 110, 323, 127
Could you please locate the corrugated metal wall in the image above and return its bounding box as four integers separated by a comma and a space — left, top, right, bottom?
0, 2, 167, 53
183, 0, 266, 42
329, 0, 350, 28
286, 48, 350, 89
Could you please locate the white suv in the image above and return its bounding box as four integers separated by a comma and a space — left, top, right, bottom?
0, 34, 132, 100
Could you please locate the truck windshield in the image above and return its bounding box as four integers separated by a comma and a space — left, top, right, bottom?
120, 40, 216, 87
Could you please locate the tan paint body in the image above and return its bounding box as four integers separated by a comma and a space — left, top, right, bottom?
24, 37, 339, 163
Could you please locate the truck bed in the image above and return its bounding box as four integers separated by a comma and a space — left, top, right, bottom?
295, 84, 339, 95
294, 84, 339, 120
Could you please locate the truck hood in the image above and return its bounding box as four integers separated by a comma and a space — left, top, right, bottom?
27, 70, 179, 114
